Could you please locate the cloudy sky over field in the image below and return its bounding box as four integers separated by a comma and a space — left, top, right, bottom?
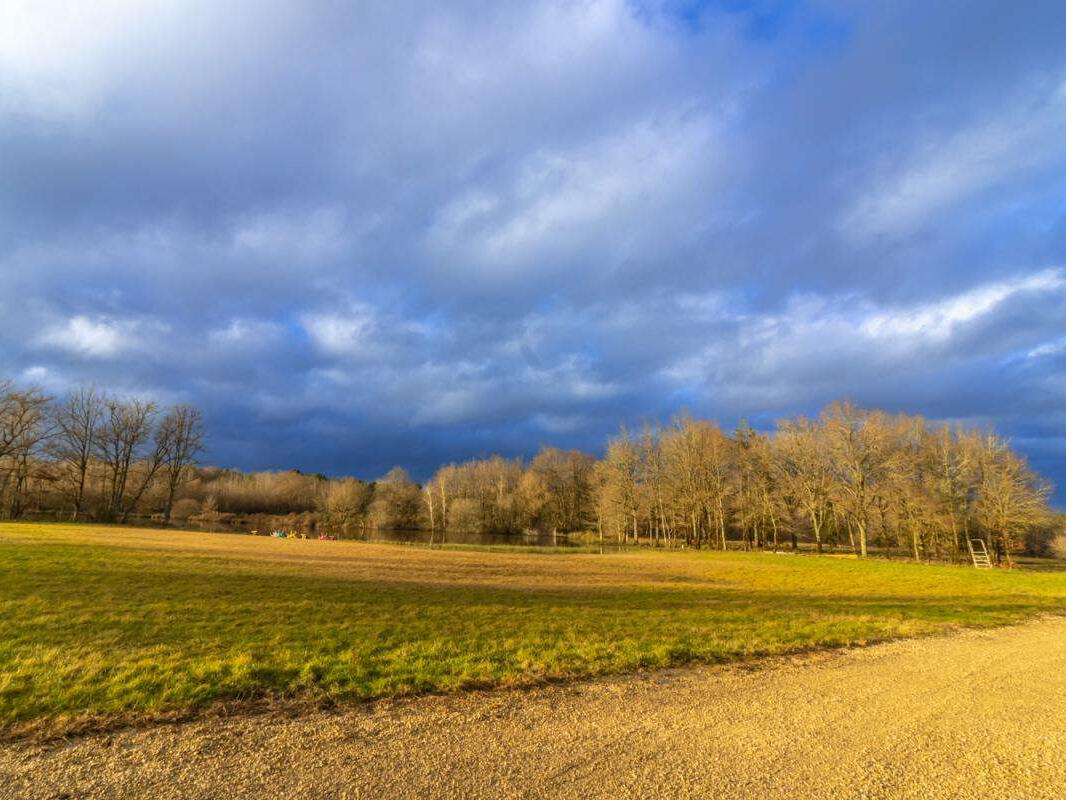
2, 1, 1065, 498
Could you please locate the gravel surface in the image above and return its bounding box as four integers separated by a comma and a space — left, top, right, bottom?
4, 618, 1066, 800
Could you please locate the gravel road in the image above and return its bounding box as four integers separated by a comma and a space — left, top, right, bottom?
4, 618, 1066, 800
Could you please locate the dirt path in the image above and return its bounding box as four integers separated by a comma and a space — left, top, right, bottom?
4, 619, 1066, 800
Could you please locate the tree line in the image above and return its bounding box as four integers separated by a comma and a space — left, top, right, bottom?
592, 404, 1055, 563
421, 402, 1057, 562
1, 378, 1058, 562
0, 381, 203, 523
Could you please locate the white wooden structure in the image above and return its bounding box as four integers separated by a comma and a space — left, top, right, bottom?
967, 538, 992, 569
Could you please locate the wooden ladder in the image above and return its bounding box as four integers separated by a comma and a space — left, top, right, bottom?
967, 538, 992, 569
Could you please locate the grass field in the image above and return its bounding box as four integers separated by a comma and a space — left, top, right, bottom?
3, 522, 1066, 738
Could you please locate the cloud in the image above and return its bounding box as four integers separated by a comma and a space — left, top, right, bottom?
1, 0, 1066, 502
841, 77, 1066, 240
1027, 338, 1066, 361
648, 269, 1066, 421
859, 269, 1065, 345
208, 318, 286, 350
36, 315, 168, 359
303, 309, 378, 357
427, 112, 724, 277
231, 207, 351, 260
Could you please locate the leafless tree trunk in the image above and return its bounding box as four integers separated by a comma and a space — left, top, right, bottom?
0, 381, 52, 518
158, 405, 204, 522
50, 386, 103, 521
96, 398, 157, 521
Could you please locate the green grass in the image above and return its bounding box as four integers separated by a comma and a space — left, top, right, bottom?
3, 522, 1066, 736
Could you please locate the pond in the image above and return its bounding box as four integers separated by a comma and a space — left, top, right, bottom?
344, 528, 598, 548
185, 516, 610, 549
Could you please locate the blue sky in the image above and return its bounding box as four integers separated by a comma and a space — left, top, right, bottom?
1, 1, 1065, 502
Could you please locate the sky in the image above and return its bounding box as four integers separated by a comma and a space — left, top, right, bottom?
1, 1, 1065, 502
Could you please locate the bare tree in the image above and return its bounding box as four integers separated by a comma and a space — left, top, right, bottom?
600, 431, 640, 543
50, 386, 103, 521
96, 397, 158, 521
0, 382, 52, 517
3, 375, 1058, 563
368, 467, 425, 530
425, 463, 460, 534
922, 425, 977, 562
319, 477, 373, 535
158, 405, 204, 522
821, 402, 892, 558
732, 423, 781, 551
974, 433, 1051, 565
0, 381, 50, 463
118, 414, 181, 524
774, 417, 833, 553
525, 448, 594, 534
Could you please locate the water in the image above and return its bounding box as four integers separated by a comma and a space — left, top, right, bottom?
350, 528, 595, 548
183, 516, 604, 549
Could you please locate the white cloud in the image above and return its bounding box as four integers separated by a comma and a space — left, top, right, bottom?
0, 0, 148, 116
209, 318, 285, 349
0, 0, 307, 119
1027, 337, 1066, 360
411, 354, 619, 426
860, 269, 1065, 343
427, 112, 724, 273
658, 269, 1066, 402
302, 308, 377, 357
842, 77, 1066, 239
37, 315, 166, 359
412, 0, 672, 113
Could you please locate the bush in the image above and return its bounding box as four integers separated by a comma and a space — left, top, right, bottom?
169, 498, 201, 522
446, 497, 481, 532
1024, 526, 1058, 558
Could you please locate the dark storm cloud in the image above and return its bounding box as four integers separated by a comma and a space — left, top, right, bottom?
1, 0, 1065, 500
